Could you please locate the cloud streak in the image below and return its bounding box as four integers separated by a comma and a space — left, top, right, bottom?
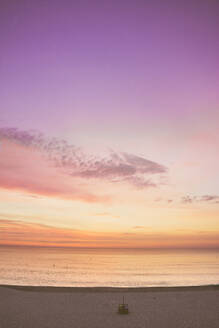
1, 219, 219, 248
0, 135, 109, 203
0, 127, 167, 197
181, 195, 219, 204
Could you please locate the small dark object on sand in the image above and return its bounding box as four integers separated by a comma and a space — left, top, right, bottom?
118, 296, 129, 314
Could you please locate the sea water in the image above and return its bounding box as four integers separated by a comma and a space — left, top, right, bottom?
0, 246, 219, 287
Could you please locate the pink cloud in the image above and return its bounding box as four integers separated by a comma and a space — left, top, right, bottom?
181, 195, 219, 204
1, 219, 219, 248
0, 139, 108, 203
0, 127, 167, 196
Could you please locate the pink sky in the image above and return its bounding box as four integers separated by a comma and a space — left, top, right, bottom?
0, 0, 219, 247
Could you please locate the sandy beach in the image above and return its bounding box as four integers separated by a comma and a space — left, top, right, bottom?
0, 285, 219, 328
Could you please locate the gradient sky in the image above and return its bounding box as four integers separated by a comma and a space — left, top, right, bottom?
1, 0, 219, 248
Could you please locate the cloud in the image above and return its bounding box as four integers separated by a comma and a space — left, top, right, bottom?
122, 152, 166, 174
2, 219, 219, 248
123, 176, 156, 189
200, 195, 219, 203
0, 219, 98, 247
0, 136, 109, 203
0, 127, 167, 198
181, 194, 219, 204
181, 196, 194, 204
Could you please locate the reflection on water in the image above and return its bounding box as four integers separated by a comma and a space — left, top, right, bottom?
0, 247, 219, 287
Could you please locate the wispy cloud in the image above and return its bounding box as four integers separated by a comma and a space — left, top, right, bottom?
200, 195, 219, 203
1, 219, 219, 248
0, 131, 109, 203
0, 127, 167, 197
181, 195, 219, 204
181, 195, 194, 204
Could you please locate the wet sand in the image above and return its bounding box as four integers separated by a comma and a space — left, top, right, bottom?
1, 285, 219, 328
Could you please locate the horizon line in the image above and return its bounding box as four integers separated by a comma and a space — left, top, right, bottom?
1, 244, 219, 250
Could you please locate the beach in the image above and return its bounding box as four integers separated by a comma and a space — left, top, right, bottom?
1, 285, 219, 328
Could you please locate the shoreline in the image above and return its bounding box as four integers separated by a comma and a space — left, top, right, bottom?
1, 283, 219, 293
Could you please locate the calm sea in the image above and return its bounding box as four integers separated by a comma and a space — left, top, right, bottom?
0, 247, 219, 287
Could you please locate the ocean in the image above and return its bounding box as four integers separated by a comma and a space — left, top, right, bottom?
0, 246, 219, 287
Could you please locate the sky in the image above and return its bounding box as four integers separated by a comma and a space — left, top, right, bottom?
0, 0, 219, 248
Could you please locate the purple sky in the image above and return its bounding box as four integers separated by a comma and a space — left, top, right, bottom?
1, 0, 219, 247
1, 0, 219, 135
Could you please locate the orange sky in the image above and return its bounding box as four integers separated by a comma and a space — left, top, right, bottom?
0, 130, 219, 248
1, 218, 219, 249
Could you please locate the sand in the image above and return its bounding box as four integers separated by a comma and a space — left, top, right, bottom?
1, 285, 219, 328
